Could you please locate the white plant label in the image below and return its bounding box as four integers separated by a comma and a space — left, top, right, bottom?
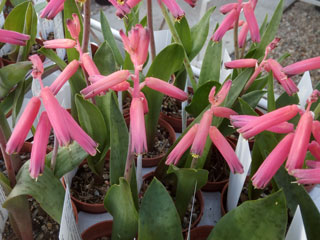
53, 12, 66, 60
227, 135, 252, 211
298, 71, 313, 109
0, 185, 8, 239
285, 206, 307, 240
220, 48, 232, 83
59, 184, 81, 240
0, 12, 4, 28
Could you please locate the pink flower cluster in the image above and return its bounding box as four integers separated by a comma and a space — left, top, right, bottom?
0, 29, 30, 46
166, 80, 244, 174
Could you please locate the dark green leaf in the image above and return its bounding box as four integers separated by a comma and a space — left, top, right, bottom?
167, 166, 208, 219
104, 178, 138, 240
100, 10, 124, 66
267, 73, 275, 112
189, 6, 215, 60
3, 162, 65, 223
238, 98, 257, 115
0, 61, 31, 99
208, 190, 287, 240
174, 17, 192, 55
198, 40, 222, 87
93, 41, 116, 75
241, 90, 267, 110
139, 178, 183, 240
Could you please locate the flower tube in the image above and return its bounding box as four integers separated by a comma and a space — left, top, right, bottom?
292, 168, 320, 184
40, 0, 65, 19
0, 29, 30, 46
283, 56, 320, 77
43, 39, 77, 49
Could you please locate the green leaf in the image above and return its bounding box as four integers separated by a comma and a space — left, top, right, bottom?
174, 17, 192, 55
106, 92, 128, 185
100, 10, 124, 66
241, 90, 267, 110
46, 142, 88, 179
104, 178, 138, 240
144, 44, 184, 147
185, 81, 221, 117
267, 73, 276, 112
93, 41, 116, 75
167, 166, 208, 219
198, 39, 222, 87
3, 162, 65, 223
139, 178, 183, 240
75, 94, 108, 175
275, 92, 299, 108
253, 0, 283, 58
238, 98, 257, 115
189, 6, 215, 60
11, 80, 25, 127
4, 2, 37, 61
63, 0, 83, 62
208, 190, 287, 240
0, 61, 31, 99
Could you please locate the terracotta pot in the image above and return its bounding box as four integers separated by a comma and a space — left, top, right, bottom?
185, 225, 214, 240
71, 200, 79, 223
81, 220, 113, 240
62, 164, 108, 214
220, 181, 229, 216
143, 172, 204, 232
202, 139, 236, 192
125, 117, 176, 167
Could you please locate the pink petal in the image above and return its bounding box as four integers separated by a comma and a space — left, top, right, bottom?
166, 124, 198, 165
29, 112, 52, 179
292, 168, 320, 184
306, 160, 320, 169
0, 29, 30, 46
160, 0, 185, 20
225, 59, 257, 69
40, 0, 66, 19
127, 0, 142, 8
144, 77, 188, 101
67, 13, 81, 40
286, 110, 313, 173
183, 0, 197, 8
312, 120, 320, 144
43, 39, 77, 49
6, 97, 41, 154
243, 2, 260, 43
209, 126, 244, 173
130, 97, 147, 154
252, 133, 295, 189
108, 0, 131, 18
283, 56, 320, 77
220, 3, 238, 14
212, 9, 237, 42
29, 54, 44, 79
211, 106, 237, 119
80, 53, 100, 77
110, 81, 130, 92
238, 22, 249, 48
191, 110, 213, 157
308, 141, 320, 161
50, 60, 79, 95
237, 105, 300, 139
210, 80, 232, 106
81, 70, 130, 98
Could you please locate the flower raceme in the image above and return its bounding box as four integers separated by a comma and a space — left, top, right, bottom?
158, 0, 185, 20
0, 29, 30, 46
40, 0, 65, 19
166, 81, 243, 174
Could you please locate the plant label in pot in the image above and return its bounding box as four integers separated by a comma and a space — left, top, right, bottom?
0, 184, 8, 235
227, 135, 252, 211
285, 206, 306, 240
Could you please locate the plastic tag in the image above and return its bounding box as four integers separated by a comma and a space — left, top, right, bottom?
220, 48, 232, 83
285, 206, 307, 240
297, 71, 313, 109
0, 185, 8, 239
227, 135, 252, 211
59, 184, 81, 240
53, 12, 66, 60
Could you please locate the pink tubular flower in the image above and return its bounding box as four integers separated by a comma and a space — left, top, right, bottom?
29, 55, 44, 79
29, 112, 51, 179
209, 80, 232, 106
209, 126, 244, 173
231, 115, 294, 134
127, 0, 142, 8
67, 14, 81, 40
292, 168, 320, 184
130, 98, 147, 154
252, 133, 295, 189
267, 59, 298, 96
80, 53, 100, 76
50, 60, 79, 95
238, 22, 249, 48
6, 97, 41, 154
312, 120, 320, 143
43, 39, 77, 49
283, 56, 320, 77
40, 0, 65, 19
211, 107, 237, 119
166, 124, 198, 165
183, 0, 197, 8
0, 29, 30, 46
220, 3, 238, 14
144, 77, 188, 101
212, 8, 238, 42
308, 141, 320, 161
41, 87, 97, 155
306, 160, 320, 169
242, 2, 260, 43
120, 24, 150, 69
236, 105, 300, 139
108, 0, 131, 18
286, 110, 313, 173
225, 59, 258, 69
159, 0, 185, 20
191, 110, 213, 157
81, 70, 130, 98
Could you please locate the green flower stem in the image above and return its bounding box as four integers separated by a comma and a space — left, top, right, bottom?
160, 4, 197, 91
